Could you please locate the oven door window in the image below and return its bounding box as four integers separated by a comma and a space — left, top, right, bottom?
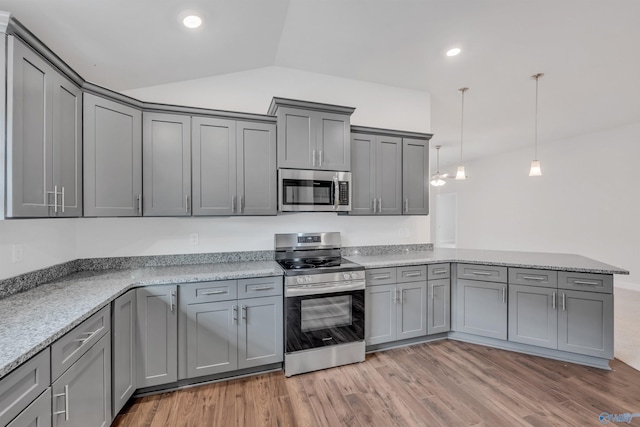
282, 179, 333, 206
286, 290, 364, 352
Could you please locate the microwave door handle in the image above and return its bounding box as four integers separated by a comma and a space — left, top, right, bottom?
333, 176, 339, 210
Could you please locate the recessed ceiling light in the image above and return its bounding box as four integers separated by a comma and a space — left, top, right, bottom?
446, 48, 461, 57
183, 15, 202, 29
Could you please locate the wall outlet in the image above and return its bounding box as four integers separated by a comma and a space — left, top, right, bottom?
189, 233, 199, 245
397, 228, 410, 238
12, 244, 24, 263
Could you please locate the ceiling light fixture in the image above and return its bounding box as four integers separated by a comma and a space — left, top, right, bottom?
446, 48, 461, 57
183, 15, 202, 29
430, 145, 448, 187
529, 73, 544, 177
456, 87, 468, 180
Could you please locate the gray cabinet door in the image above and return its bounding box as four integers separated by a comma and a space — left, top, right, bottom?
316, 111, 350, 171
136, 285, 177, 388
6, 36, 53, 217
558, 290, 613, 358
52, 333, 111, 427
142, 112, 191, 216
83, 93, 142, 217
350, 133, 376, 215
185, 300, 238, 378
428, 279, 451, 335
112, 290, 136, 417
365, 284, 396, 345
192, 117, 236, 215
456, 279, 507, 340
396, 281, 427, 340
6, 388, 51, 427
238, 296, 283, 370
276, 107, 314, 170
508, 284, 557, 349
52, 73, 82, 217
402, 138, 429, 215
237, 121, 277, 215
376, 136, 402, 215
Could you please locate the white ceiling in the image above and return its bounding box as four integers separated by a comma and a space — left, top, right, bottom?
1, 0, 639, 166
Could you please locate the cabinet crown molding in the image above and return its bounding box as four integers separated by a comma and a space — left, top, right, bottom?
268, 96, 356, 116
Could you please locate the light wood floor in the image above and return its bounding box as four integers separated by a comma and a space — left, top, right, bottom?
112, 340, 640, 426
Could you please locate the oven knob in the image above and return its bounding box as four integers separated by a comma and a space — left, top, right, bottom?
305, 276, 312, 283
296, 277, 304, 285
350, 272, 359, 280
343, 273, 350, 280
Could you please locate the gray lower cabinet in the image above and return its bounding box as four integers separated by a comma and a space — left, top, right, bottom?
365, 284, 396, 345
83, 93, 142, 217
558, 290, 613, 358
192, 118, 276, 216
6, 35, 82, 218
397, 282, 428, 340
136, 285, 177, 388
52, 333, 111, 427
350, 132, 402, 215
428, 279, 451, 335
508, 284, 558, 349
402, 138, 429, 215
112, 290, 136, 417
142, 112, 191, 216
237, 296, 284, 369
7, 388, 51, 427
455, 279, 508, 340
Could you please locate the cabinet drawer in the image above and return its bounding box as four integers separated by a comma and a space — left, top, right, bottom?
0, 349, 50, 427
6, 387, 51, 427
508, 268, 558, 288
456, 263, 507, 283
180, 280, 238, 304
238, 276, 283, 299
366, 268, 397, 286
558, 272, 613, 294
427, 263, 450, 280
397, 265, 427, 283
51, 305, 110, 381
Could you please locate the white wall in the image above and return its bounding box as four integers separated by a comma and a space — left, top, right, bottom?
0, 66, 431, 279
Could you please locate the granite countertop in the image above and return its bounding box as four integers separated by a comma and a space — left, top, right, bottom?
0, 261, 283, 380
346, 248, 629, 275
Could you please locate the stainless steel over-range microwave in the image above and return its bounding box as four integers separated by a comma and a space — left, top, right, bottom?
278, 169, 352, 212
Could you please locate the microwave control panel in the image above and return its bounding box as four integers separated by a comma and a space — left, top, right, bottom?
338, 182, 349, 205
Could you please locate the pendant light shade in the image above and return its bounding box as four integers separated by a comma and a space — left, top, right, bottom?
456, 87, 468, 180
529, 73, 544, 176
430, 145, 448, 187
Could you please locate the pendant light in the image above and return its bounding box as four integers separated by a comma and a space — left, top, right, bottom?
430, 145, 447, 187
529, 73, 544, 176
456, 87, 469, 180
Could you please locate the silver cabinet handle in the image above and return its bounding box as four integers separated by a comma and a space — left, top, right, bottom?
232, 195, 236, 213
562, 293, 566, 311
573, 280, 599, 286
312, 150, 316, 167
392, 288, 397, 303
170, 291, 176, 313
53, 384, 70, 421
322, 337, 333, 342
432, 268, 447, 274
241, 304, 247, 322
61, 186, 65, 213
502, 287, 506, 303
72, 326, 104, 345
371, 198, 376, 212
430, 285, 434, 300
54, 185, 58, 213
251, 286, 274, 291
378, 198, 382, 213
399, 288, 404, 303
202, 289, 227, 295
522, 276, 545, 281
472, 271, 492, 276
404, 272, 422, 277
319, 150, 323, 167
552, 291, 557, 310
240, 196, 244, 213
233, 305, 238, 324
138, 194, 142, 215
404, 198, 409, 213
186, 194, 190, 213
372, 274, 390, 280
333, 175, 339, 210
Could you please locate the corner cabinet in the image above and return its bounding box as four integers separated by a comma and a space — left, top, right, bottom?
6, 35, 82, 218
83, 93, 142, 217
427, 263, 451, 335
192, 118, 277, 216
112, 290, 136, 417
268, 97, 355, 171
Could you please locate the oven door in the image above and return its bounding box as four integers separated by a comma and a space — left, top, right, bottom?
285, 289, 365, 353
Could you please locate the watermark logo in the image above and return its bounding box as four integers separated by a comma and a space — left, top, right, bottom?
599, 412, 640, 424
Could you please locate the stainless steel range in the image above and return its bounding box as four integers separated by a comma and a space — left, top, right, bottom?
275, 232, 365, 377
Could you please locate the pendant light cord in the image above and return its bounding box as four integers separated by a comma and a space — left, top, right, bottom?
458, 87, 468, 164
532, 74, 543, 159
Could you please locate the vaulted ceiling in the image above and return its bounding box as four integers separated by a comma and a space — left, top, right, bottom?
1, 0, 639, 165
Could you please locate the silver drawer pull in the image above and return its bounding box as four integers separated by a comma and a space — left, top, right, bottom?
322, 337, 333, 341
471, 271, 492, 276
522, 276, 545, 281
573, 280, 600, 286
404, 272, 422, 277
432, 268, 447, 274
251, 286, 274, 291
202, 289, 227, 295
73, 326, 104, 344
53, 384, 70, 421
372, 274, 390, 280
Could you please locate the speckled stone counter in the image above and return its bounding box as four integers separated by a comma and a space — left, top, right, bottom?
0, 261, 283, 380
346, 248, 629, 275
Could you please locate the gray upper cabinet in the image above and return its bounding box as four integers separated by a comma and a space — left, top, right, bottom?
350, 131, 402, 215
6, 36, 82, 218
237, 121, 277, 215
136, 285, 177, 388
455, 278, 508, 340
508, 284, 558, 349
402, 138, 429, 215
143, 112, 191, 216
268, 98, 355, 171
112, 290, 136, 417
84, 93, 142, 217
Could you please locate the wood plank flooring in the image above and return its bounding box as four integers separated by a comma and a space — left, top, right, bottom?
112, 340, 640, 426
